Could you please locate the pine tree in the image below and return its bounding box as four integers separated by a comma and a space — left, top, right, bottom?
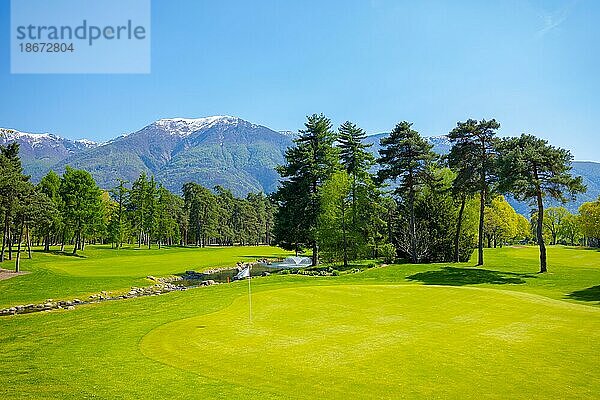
274, 114, 338, 266
0, 142, 31, 263
497, 134, 586, 272
338, 121, 375, 223
377, 122, 436, 263
448, 118, 500, 266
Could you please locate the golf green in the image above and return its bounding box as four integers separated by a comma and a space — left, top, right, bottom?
141, 285, 600, 399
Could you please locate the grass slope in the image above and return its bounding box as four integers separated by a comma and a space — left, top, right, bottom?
0, 245, 292, 308
0, 245, 599, 399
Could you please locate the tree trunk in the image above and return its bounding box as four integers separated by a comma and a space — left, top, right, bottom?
312, 241, 319, 267
15, 217, 25, 272
478, 188, 485, 266
0, 212, 8, 262
408, 189, 418, 264
341, 200, 348, 269
26, 225, 32, 259
8, 226, 13, 260
44, 233, 50, 252
536, 191, 547, 273
73, 231, 79, 255
454, 195, 466, 262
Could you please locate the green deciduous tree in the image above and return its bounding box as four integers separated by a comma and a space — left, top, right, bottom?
559, 212, 582, 246
318, 171, 352, 266
579, 198, 600, 247
59, 166, 104, 255
543, 207, 569, 245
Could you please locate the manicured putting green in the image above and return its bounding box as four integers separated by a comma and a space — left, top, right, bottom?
141, 285, 600, 399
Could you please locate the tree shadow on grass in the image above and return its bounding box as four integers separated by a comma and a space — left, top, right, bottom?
38, 250, 86, 258
406, 267, 537, 286
567, 285, 600, 303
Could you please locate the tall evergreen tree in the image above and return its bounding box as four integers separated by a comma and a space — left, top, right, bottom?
274, 114, 338, 266
448, 118, 500, 266
338, 121, 375, 223
109, 179, 128, 248
377, 122, 436, 263
130, 173, 149, 247
0, 143, 33, 263
183, 182, 217, 247
497, 134, 586, 272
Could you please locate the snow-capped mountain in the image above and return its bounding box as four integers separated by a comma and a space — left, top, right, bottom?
53, 116, 292, 195
1, 119, 598, 207
151, 116, 256, 137
0, 127, 100, 180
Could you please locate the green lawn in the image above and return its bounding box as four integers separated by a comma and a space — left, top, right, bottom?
1, 245, 599, 399
0, 245, 292, 308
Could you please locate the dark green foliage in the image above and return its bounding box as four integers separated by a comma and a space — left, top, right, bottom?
448, 118, 500, 266
497, 134, 587, 272
274, 114, 339, 265
183, 182, 217, 247
377, 121, 437, 263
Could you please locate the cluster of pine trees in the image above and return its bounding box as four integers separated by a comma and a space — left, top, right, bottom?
0, 143, 275, 272
273, 115, 587, 272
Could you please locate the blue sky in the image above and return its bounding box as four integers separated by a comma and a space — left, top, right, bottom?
0, 0, 598, 161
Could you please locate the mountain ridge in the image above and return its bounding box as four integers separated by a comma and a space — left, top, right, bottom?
1, 119, 598, 210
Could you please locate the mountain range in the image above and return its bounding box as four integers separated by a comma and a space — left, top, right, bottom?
1, 118, 598, 213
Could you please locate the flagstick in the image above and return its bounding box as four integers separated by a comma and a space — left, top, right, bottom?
248, 267, 252, 324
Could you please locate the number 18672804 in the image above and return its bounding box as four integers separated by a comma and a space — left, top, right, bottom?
19, 43, 75, 53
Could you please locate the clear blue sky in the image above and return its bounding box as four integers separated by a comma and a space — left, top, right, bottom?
1, 0, 598, 161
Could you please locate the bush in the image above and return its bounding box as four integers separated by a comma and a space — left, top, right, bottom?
379, 243, 397, 264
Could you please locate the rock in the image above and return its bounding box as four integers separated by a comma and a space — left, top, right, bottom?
262, 272, 270, 277
67, 306, 75, 310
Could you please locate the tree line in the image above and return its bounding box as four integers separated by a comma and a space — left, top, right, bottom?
2, 118, 598, 274
0, 143, 274, 271
273, 115, 590, 272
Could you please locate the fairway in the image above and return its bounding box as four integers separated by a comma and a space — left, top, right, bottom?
0, 245, 291, 307
141, 285, 600, 399
1, 246, 600, 399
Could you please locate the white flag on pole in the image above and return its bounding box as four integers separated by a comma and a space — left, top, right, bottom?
235, 266, 250, 280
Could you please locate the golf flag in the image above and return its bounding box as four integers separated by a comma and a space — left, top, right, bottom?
235, 266, 250, 280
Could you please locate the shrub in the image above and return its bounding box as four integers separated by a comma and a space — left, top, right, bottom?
379, 243, 397, 264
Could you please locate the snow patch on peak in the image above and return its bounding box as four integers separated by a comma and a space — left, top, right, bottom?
74, 138, 100, 148
152, 116, 251, 136
0, 128, 59, 143
1, 128, 99, 148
